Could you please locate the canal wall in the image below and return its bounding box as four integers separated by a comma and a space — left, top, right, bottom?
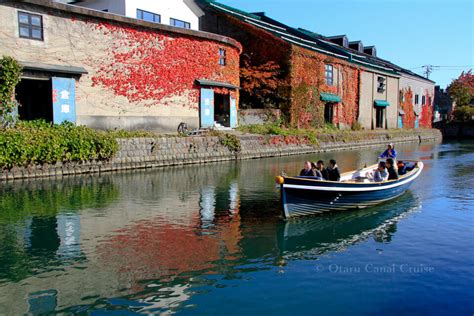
433, 122, 474, 139
0, 129, 442, 181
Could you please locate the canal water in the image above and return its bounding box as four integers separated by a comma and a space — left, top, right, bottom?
0, 141, 473, 315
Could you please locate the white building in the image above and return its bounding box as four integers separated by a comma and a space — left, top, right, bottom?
69, 0, 204, 30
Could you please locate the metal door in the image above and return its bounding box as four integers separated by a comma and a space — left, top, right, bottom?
398, 116, 403, 128
52, 77, 76, 124
230, 96, 237, 128
415, 117, 419, 129
200, 88, 214, 128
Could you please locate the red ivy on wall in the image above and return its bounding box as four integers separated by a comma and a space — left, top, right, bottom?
401, 88, 415, 128
400, 88, 433, 128
85, 22, 240, 107
419, 91, 433, 128
290, 46, 359, 128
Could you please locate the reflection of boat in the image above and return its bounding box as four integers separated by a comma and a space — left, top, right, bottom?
277, 192, 420, 260
277, 160, 423, 218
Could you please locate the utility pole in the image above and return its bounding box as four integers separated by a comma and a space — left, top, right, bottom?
421, 65, 433, 79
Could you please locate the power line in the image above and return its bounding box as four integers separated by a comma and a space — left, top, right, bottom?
413, 65, 473, 79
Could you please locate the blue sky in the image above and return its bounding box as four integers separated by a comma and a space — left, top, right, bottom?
217, 0, 474, 88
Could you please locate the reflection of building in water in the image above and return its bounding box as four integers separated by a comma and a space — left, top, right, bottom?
229, 181, 240, 215
200, 186, 216, 226
57, 214, 82, 259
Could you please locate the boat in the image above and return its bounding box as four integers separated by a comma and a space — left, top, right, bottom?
276, 160, 423, 218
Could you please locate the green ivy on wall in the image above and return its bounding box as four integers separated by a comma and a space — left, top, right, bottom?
0, 56, 22, 127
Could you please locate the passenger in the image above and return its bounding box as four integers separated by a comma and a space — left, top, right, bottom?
372, 161, 388, 182
405, 161, 418, 172
316, 160, 329, 180
311, 162, 323, 179
386, 158, 399, 180
398, 161, 418, 175
326, 159, 341, 181
379, 143, 397, 159
300, 161, 317, 177
397, 160, 407, 175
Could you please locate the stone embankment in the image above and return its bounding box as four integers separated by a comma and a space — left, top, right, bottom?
0, 129, 442, 181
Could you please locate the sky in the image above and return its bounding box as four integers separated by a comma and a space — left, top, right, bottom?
217, 0, 474, 88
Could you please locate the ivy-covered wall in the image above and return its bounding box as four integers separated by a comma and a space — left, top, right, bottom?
400, 76, 435, 129
400, 88, 416, 128
289, 46, 359, 128
0, 2, 241, 131
200, 11, 292, 110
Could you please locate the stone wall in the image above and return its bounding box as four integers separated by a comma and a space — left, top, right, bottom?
0, 129, 442, 182
434, 122, 474, 138
239, 109, 281, 125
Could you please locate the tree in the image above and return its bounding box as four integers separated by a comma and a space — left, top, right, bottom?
448, 70, 474, 107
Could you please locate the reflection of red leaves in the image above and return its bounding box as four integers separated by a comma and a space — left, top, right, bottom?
89, 22, 240, 107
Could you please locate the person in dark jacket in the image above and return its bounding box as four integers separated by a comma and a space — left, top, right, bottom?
326, 159, 341, 181
386, 158, 399, 180
316, 160, 329, 180
300, 161, 317, 177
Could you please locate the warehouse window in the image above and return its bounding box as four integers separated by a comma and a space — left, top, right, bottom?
170, 18, 190, 29
137, 9, 161, 23
377, 76, 386, 93
18, 11, 43, 41
415, 94, 419, 105
422, 95, 426, 105
325, 64, 333, 86
218, 48, 226, 66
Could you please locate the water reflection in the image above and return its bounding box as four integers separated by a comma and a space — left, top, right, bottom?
1, 140, 463, 315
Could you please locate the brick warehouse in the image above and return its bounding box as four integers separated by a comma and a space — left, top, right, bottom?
198, 0, 435, 129
0, 0, 241, 132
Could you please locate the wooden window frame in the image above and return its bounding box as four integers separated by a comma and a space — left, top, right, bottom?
218, 48, 226, 66
18, 11, 43, 41
325, 64, 334, 86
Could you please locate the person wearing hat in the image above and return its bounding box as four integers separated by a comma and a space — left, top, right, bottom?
379, 143, 397, 159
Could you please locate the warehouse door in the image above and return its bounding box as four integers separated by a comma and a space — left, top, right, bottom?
16, 78, 53, 122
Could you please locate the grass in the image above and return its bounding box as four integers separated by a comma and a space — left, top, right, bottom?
237, 123, 432, 144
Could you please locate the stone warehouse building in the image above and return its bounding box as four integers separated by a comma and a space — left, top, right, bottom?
0, 0, 241, 131
198, 0, 435, 129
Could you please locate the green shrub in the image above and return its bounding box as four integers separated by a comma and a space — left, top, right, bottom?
453, 106, 474, 122
0, 120, 119, 168
351, 121, 363, 131
0, 56, 22, 127
209, 130, 241, 153
107, 129, 156, 138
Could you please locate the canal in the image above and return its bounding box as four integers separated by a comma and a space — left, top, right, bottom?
0, 141, 473, 315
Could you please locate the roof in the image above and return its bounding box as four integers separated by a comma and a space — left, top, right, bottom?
20, 61, 88, 75
5, 0, 241, 51
200, 0, 435, 83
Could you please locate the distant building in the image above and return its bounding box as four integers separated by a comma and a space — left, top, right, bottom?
0, 0, 241, 131
66, 0, 204, 31
434, 86, 454, 121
